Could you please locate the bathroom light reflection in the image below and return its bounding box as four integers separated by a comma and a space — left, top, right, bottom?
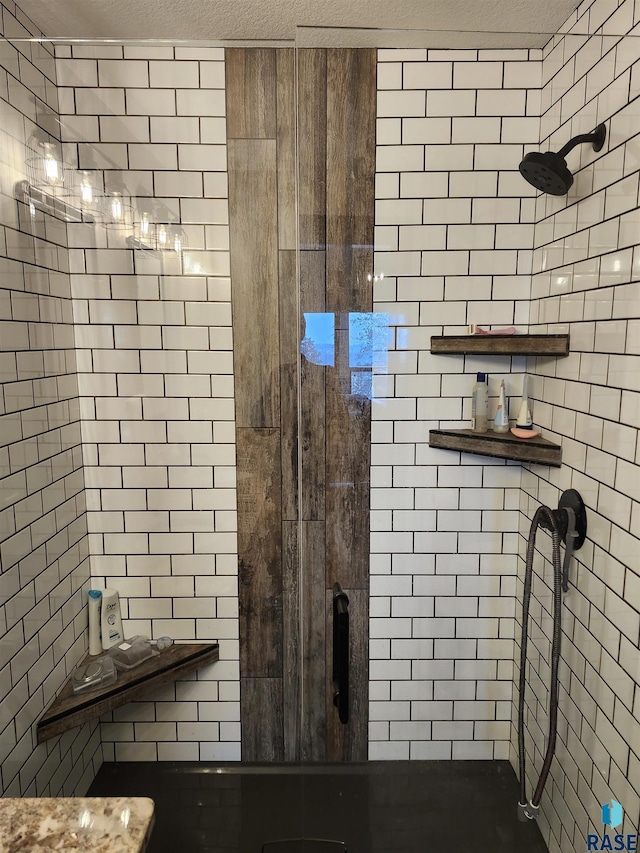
78, 808, 93, 829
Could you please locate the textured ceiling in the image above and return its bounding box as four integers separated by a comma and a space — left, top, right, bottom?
18, 0, 583, 45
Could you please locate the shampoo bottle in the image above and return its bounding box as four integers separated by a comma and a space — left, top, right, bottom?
494, 379, 510, 433
516, 375, 533, 430
101, 588, 124, 650
87, 589, 102, 656
471, 372, 488, 433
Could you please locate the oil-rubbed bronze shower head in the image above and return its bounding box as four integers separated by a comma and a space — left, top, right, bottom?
519, 123, 606, 195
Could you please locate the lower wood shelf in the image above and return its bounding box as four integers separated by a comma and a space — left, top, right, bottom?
429, 428, 562, 467
37, 642, 219, 744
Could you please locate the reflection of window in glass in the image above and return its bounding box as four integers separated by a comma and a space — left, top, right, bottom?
300, 311, 390, 401
348, 313, 389, 369
351, 371, 373, 399
301, 312, 335, 366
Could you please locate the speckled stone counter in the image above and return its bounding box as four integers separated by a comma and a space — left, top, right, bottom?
0, 797, 154, 853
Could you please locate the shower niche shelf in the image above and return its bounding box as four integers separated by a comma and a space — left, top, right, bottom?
430, 334, 569, 357
429, 428, 562, 467
37, 642, 219, 743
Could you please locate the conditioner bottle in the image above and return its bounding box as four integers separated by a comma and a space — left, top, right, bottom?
494, 379, 510, 433
471, 372, 488, 433
101, 588, 124, 650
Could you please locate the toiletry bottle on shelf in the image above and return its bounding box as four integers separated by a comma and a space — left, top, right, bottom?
494, 379, 510, 433
516, 375, 533, 430
471, 372, 488, 433
101, 588, 124, 650
87, 589, 102, 655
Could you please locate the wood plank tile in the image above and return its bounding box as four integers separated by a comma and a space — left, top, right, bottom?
324, 49, 375, 591
279, 249, 299, 522
326, 48, 376, 314
276, 49, 297, 250
237, 428, 283, 679
282, 521, 300, 761
325, 335, 371, 590
297, 49, 327, 249
301, 521, 327, 761
300, 250, 327, 523
225, 48, 277, 139
228, 138, 280, 428
323, 48, 375, 762
241, 677, 284, 761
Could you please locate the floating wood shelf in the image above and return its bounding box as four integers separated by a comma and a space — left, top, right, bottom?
430, 334, 570, 357
37, 642, 219, 743
429, 428, 562, 467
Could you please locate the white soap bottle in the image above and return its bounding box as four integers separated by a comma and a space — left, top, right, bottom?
87, 589, 103, 655
471, 372, 488, 433
101, 588, 124, 650
494, 379, 510, 433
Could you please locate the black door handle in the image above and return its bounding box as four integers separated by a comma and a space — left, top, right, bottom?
332, 582, 349, 725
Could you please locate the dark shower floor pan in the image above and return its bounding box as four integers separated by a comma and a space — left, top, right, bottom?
88, 760, 549, 853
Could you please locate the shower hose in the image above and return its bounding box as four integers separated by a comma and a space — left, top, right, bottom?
518, 504, 562, 822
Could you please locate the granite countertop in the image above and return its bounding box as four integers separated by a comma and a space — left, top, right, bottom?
0, 797, 155, 853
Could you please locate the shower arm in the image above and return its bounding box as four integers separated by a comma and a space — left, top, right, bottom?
557, 124, 607, 159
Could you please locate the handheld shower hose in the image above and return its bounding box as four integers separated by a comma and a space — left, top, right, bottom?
517, 490, 587, 822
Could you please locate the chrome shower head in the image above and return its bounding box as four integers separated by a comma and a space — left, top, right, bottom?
519, 123, 606, 196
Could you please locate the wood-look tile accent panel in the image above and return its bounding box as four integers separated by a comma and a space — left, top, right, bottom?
229, 138, 280, 429
226, 48, 277, 140
229, 47, 376, 762
236, 428, 283, 679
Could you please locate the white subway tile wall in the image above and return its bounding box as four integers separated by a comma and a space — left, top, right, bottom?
520, 1, 640, 851
0, 2, 101, 796
372, 46, 540, 760
56, 43, 241, 762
